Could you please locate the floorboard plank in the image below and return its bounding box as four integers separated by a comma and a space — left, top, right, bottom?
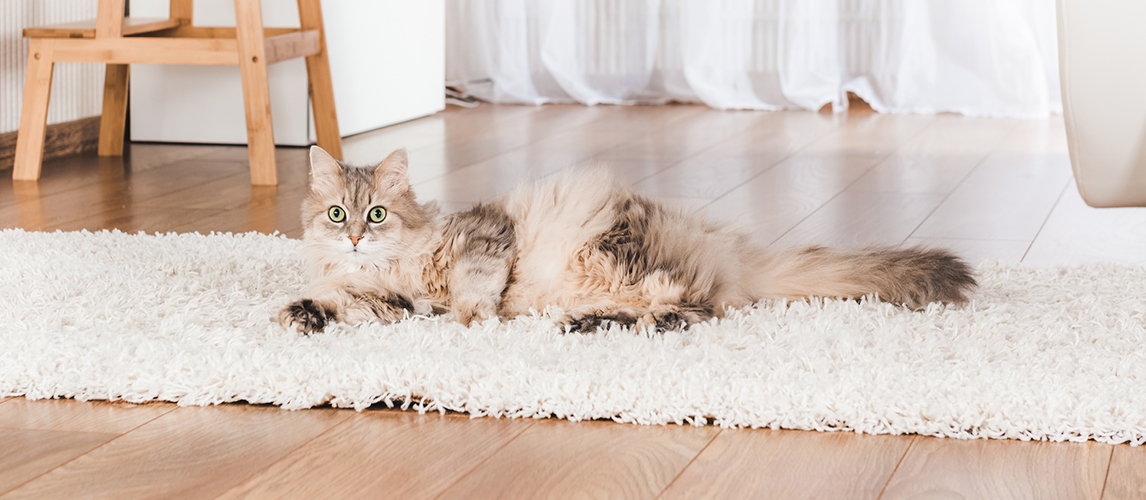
414, 105, 608, 176
848, 153, 988, 195
894, 115, 1018, 156
437, 419, 717, 500
122, 143, 241, 172
0, 428, 117, 496
1023, 180, 1146, 265
1102, 444, 1146, 500
993, 115, 1069, 155
218, 410, 532, 500
168, 185, 307, 237
1, 405, 348, 500
415, 105, 704, 204
910, 153, 1073, 241
633, 153, 792, 200
629, 111, 835, 199
0, 143, 232, 210
659, 429, 914, 500
593, 108, 765, 162
772, 191, 945, 248
0, 398, 175, 434
1, 159, 252, 232
192, 145, 310, 169
703, 152, 886, 245
902, 237, 1032, 264
802, 111, 934, 156
339, 110, 465, 165
49, 206, 229, 234
136, 158, 309, 211
880, 438, 1112, 500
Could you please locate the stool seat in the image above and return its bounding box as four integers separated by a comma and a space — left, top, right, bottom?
23, 17, 181, 39
12, 0, 342, 186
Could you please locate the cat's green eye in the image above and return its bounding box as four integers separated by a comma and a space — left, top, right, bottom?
368, 206, 387, 223
328, 206, 346, 223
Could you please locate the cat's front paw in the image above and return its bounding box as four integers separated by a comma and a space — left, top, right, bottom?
452, 298, 498, 327
636, 311, 689, 332
280, 299, 337, 334
637, 308, 705, 332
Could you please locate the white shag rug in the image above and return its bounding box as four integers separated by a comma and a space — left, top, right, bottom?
2, 229, 1145, 445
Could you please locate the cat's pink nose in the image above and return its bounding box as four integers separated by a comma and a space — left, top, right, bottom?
349, 235, 364, 246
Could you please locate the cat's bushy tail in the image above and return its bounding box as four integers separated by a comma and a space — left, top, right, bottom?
748, 246, 977, 309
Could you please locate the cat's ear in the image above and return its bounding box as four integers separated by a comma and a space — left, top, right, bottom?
309, 146, 342, 193
376, 147, 410, 193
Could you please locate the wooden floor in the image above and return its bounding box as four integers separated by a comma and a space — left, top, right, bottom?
2, 103, 1146, 499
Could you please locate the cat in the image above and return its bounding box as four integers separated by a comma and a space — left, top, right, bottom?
279, 146, 976, 334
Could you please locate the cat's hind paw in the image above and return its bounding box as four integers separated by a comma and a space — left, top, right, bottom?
280, 299, 337, 334
562, 311, 637, 333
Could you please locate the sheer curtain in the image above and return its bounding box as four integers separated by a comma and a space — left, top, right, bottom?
446, 0, 1061, 118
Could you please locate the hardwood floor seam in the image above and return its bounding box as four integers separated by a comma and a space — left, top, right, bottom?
674, 115, 844, 216
0, 147, 246, 212
556, 109, 727, 190
767, 118, 940, 246
901, 122, 1023, 243
1097, 445, 1116, 500
133, 170, 257, 209
430, 421, 536, 500
901, 156, 993, 244
382, 106, 539, 154
414, 105, 705, 190
0, 427, 129, 497
4, 170, 239, 231
650, 428, 723, 500
213, 410, 355, 499
0, 431, 119, 498
665, 119, 830, 204
592, 107, 714, 186
1019, 179, 1072, 263
408, 106, 614, 186
875, 436, 918, 500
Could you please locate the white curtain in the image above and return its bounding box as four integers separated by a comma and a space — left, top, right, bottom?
446, 0, 1061, 118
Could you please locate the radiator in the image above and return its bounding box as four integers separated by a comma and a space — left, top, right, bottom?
1, 0, 104, 134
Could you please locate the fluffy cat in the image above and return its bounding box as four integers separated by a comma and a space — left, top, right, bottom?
280, 146, 976, 333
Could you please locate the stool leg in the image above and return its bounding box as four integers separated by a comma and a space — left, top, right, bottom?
297, 0, 342, 160
13, 39, 55, 181
98, 64, 130, 157
235, 0, 277, 186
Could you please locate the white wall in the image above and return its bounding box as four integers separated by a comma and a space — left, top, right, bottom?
1, 1, 105, 134
319, 0, 446, 140
129, 0, 445, 146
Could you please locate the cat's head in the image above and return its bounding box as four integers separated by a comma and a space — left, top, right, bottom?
301, 146, 437, 269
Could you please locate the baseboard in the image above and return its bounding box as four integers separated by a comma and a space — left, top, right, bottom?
0, 116, 102, 171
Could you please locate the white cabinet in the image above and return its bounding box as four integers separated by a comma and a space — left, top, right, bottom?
128, 0, 444, 146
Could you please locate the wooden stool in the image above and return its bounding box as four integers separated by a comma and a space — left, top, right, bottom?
12, 0, 342, 186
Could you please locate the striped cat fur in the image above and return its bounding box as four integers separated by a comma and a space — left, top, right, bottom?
280, 147, 976, 333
